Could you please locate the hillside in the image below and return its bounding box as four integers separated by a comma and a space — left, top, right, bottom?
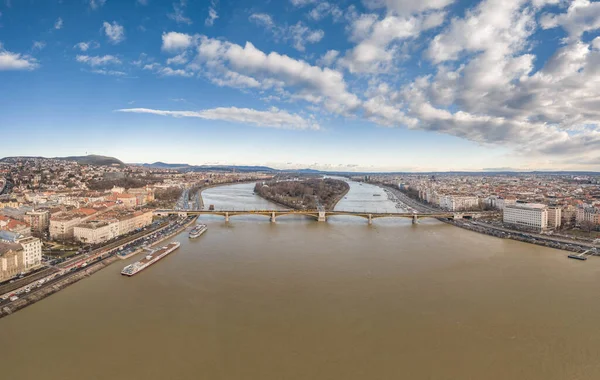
60, 155, 124, 166
0, 155, 124, 167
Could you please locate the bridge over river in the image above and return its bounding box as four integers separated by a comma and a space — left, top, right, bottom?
155, 209, 496, 225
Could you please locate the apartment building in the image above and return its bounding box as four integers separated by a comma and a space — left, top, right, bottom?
73, 220, 119, 245
17, 236, 43, 269
576, 207, 600, 226
503, 203, 548, 230
547, 207, 562, 229
49, 214, 83, 241
0, 242, 25, 282
26, 210, 50, 236
439, 195, 480, 211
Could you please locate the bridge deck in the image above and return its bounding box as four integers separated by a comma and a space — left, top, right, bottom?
156, 209, 494, 218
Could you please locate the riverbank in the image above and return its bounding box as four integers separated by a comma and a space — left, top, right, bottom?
0, 216, 197, 319
375, 183, 596, 256
118, 216, 197, 260
1, 256, 118, 319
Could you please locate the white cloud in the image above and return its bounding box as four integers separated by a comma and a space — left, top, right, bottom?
166, 52, 188, 65
54, 17, 63, 30
74, 41, 99, 51
76, 54, 121, 66
540, 0, 600, 39
205, 0, 218, 26
143, 62, 161, 71
308, 2, 343, 21
90, 0, 106, 10
160, 67, 193, 77
168, 0, 192, 25
349, 0, 600, 162
340, 11, 446, 73
91, 69, 127, 76
32, 41, 46, 51
289, 0, 317, 6
249, 14, 324, 51
137, 0, 148, 5
103, 21, 125, 44
116, 106, 320, 130
208, 70, 262, 89
427, 0, 532, 64
249, 13, 274, 28
317, 50, 339, 67
162, 31, 193, 51
0, 44, 39, 70
362, 0, 454, 15
192, 35, 361, 114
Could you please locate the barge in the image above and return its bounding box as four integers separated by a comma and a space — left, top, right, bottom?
121, 242, 180, 276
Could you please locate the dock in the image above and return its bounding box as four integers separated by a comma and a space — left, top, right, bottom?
568, 248, 597, 261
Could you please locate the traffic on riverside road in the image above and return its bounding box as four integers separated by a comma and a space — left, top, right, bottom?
0, 216, 195, 307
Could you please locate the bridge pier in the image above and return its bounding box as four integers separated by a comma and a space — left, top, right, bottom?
224, 212, 229, 223
270, 212, 276, 223
318, 211, 327, 222
368, 214, 373, 225
412, 215, 419, 225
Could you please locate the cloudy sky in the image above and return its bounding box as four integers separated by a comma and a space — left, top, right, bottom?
1, 0, 599, 171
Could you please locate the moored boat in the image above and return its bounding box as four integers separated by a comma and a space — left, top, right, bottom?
121, 242, 180, 276
189, 224, 208, 239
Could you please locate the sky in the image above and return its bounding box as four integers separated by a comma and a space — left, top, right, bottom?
1, 0, 600, 172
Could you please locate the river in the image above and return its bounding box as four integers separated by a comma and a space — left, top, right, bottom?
2, 180, 600, 379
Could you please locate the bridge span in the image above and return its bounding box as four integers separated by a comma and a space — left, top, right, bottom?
155, 209, 495, 225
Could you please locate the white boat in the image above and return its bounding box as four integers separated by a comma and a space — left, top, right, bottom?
121, 242, 180, 277
189, 224, 208, 239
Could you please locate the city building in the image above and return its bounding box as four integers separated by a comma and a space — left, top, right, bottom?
561, 206, 577, 226
49, 214, 83, 241
0, 242, 25, 282
17, 236, 42, 269
0, 215, 30, 237
503, 203, 548, 230
116, 210, 153, 235
26, 210, 50, 236
576, 207, 600, 226
116, 194, 137, 208
547, 207, 562, 229
0, 199, 20, 209
73, 220, 119, 245
439, 195, 480, 211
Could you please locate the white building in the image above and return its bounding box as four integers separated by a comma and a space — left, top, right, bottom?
439, 195, 480, 211
49, 215, 82, 241
495, 197, 517, 210
117, 210, 153, 235
74, 220, 119, 245
16, 236, 42, 269
503, 203, 548, 230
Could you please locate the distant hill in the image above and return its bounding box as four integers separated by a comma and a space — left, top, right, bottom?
0, 155, 124, 167
192, 165, 277, 173
141, 162, 193, 170
59, 155, 124, 166
140, 162, 277, 172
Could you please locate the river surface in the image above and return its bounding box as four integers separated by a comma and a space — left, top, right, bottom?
2, 180, 600, 379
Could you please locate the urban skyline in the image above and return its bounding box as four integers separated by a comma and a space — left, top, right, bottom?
2, 0, 599, 171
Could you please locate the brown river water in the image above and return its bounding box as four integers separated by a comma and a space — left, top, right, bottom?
1, 180, 600, 380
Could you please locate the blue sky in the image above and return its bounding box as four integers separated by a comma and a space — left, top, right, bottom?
1, 0, 600, 171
